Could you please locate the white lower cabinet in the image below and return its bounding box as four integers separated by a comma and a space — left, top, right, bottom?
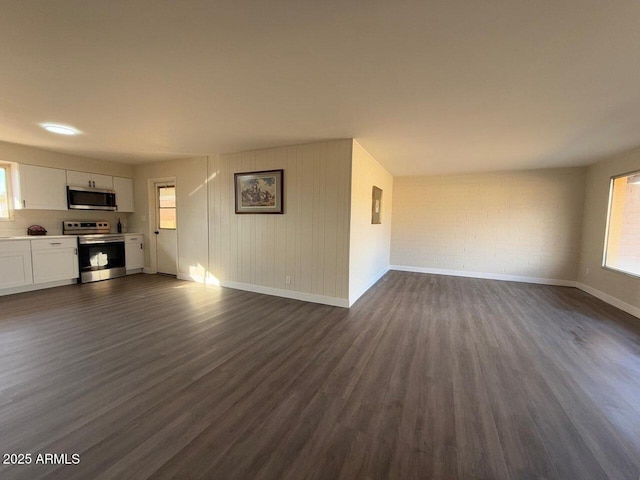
0, 240, 33, 289
30, 237, 79, 284
125, 234, 144, 271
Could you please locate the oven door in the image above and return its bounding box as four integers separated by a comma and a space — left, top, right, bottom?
78, 239, 126, 283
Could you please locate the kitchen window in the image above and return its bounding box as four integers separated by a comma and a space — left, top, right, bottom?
603, 170, 640, 277
0, 164, 12, 220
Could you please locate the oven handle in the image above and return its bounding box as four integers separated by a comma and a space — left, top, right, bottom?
79, 238, 125, 245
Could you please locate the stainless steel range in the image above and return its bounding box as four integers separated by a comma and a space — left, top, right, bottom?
63, 221, 126, 283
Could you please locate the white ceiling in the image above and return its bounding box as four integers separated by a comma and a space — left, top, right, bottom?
1, 1, 640, 176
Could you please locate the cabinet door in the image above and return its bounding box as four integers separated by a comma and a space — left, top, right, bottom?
0, 241, 33, 289
20, 165, 68, 210
31, 238, 79, 284
32, 248, 79, 284
113, 177, 134, 212
125, 238, 144, 270
66, 170, 93, 187
92, 174, 113, 189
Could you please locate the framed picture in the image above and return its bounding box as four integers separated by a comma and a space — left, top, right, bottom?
371, 186, 382, 224
234, 169, 284, 214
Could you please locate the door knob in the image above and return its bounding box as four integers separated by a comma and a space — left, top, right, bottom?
154, 231, 159, 235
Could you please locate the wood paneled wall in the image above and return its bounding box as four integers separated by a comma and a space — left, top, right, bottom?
208, 140, 352, 304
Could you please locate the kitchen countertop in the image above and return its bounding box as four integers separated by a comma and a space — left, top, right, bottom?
0, 233, 143, 241
0, 235, 73, 241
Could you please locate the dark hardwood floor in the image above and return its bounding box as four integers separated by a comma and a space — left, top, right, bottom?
1, 271, 639, 479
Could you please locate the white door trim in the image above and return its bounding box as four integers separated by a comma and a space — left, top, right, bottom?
147, 177, 178, 275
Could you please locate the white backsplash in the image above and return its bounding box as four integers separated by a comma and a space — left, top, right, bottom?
0, 210, 131, 236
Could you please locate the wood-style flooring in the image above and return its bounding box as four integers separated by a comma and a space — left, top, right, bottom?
1, 272, 639, 479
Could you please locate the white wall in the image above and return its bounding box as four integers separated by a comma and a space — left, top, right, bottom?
208, 140, 352, 306
129, 156, 209, 280
0, 140, 134, 236
391, 168, 586, 283
578, 147, 640, 317
348, 140, 393, 305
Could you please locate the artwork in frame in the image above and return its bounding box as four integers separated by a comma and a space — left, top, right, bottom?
372, 186, 382, 224
234, 169, 284, 214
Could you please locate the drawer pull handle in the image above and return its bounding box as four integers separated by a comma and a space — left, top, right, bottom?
50, 242, 62, 245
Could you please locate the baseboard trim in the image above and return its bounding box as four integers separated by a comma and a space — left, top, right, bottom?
576, 282, 640, 319
220, 280, 350, 308
176, 273, 193, 282
389, 265, 577, 287
349, 267, 390, 307
0, 279, 77, 297
176, 272, 219, 285
142, 268, 156, 274
389, 265, 639, 320
175, 273, 349, 307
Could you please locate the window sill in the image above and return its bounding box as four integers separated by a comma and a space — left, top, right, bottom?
602, 265, 640, 280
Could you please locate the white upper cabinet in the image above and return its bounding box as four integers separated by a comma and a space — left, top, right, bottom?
19, 164, 68, 210
113, 177, 134, 212
92, 173, 113, 189
66, 171, 92, 188
66, 170, 113, 189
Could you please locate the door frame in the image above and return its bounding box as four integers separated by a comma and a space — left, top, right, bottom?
147, 177, 178, 275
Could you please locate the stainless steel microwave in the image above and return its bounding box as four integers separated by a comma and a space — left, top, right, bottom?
67, 186, 117, 211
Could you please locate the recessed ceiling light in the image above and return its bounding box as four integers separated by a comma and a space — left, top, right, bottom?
41, 124, 80, 135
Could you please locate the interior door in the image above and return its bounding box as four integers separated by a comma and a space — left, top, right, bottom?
155, 182, 177, 275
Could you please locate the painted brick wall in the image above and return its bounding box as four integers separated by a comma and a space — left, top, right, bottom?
391, 167, 586, 281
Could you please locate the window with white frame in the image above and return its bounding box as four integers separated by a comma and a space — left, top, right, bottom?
603, 170, 640, 277
0, 164, 11, 220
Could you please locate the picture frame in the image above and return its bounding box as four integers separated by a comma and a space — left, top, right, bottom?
234, 169, 284, 214
372, 186, 382, 224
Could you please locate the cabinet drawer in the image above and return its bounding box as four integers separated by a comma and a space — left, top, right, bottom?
0, 240, 31, 253
125, 235, 142, 243
31, 237, 78, 251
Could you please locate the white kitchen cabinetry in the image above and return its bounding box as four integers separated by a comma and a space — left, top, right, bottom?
31, 237, 79, 284
66, 170, 113, 189
0, 240, 33, 289
125, 234, 144, 272
113, 177, 134, 212
19, 165, 68, 210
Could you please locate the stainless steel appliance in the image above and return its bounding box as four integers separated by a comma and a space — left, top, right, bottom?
63, 221, 125, 283
67, 186, 117, 211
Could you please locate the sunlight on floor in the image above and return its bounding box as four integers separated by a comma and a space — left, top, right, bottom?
187, 263, 220, 286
